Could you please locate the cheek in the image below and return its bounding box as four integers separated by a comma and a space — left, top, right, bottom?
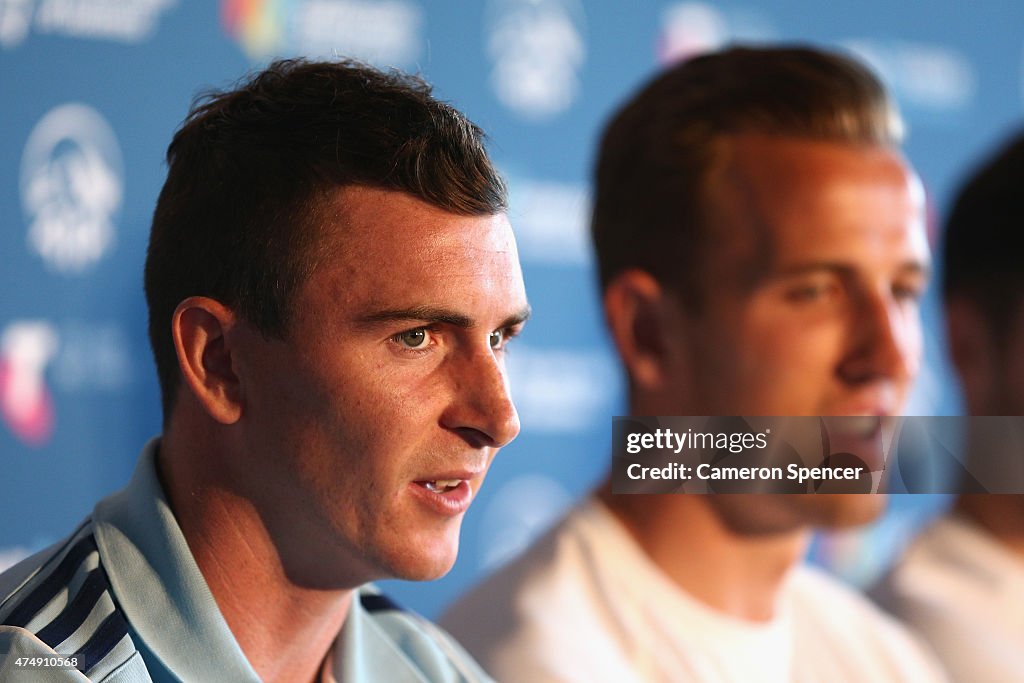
739, 314, 845, 378
327, 363, 451, 474
727, 318, 849, 415
308, 355, 421, 426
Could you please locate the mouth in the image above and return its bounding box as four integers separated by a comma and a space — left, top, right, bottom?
822, 416, 890, 471
409, 472, 480, 516
418, 479, 464, 494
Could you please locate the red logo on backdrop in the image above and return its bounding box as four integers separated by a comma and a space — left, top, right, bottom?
0, 322, 58, 447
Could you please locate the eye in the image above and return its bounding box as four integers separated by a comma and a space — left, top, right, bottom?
893, 282, 925, 303
489, 326, 521, 351
394, 328, 432, 350
490, 329, 504, 349
784, 281, 840, 304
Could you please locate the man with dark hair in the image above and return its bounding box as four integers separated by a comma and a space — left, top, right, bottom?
442, 46, 945, 682
877, 130, 1024, 682
0, 59, 529, 682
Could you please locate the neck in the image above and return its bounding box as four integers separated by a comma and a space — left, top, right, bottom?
159, 430, 351, 683
597, 479, 808, 622
955, 494, 1024, 558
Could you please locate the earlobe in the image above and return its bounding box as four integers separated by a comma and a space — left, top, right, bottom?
172, 297, 243, 425
603, 269, 680, 391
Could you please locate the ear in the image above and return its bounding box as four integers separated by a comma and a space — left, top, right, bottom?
603, 269, 685, 392
946, 296, 995, 413
171, 296, 243, 425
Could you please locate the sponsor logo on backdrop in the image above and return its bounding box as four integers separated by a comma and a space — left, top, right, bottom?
51, 321, 134, 392
657, 2, 725, 63
20, 103, 123, 275
0, 319, 135, 447
221, 0, 422, 65
843, 39, 976, 112
0, 0, 32, 47
657, 2, 775, 65
508, 179, 590, 265
485, 0, 586, 121
507, 345, 618, 434
0, 0, 176, 48
0, 321, 58, 447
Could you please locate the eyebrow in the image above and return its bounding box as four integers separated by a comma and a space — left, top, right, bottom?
356, 305, 532, 330
769, 261, 932, 280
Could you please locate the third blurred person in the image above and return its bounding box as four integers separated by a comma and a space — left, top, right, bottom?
877, 129, 1024, 682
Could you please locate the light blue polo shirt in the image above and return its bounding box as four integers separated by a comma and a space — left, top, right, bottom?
0, 440, 493, 682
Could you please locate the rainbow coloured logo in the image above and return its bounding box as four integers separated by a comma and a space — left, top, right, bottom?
221, 0, 424, 65
221, 0, 291, 60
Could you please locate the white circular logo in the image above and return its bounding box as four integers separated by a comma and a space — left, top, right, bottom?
658, 2, 727, 65
485, 0, 587, 121
20, 103, 124, 274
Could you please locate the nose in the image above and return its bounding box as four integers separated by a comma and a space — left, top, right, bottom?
837, 288, 921, 390
441, 346, 521, 449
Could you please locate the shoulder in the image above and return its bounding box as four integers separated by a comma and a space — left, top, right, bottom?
441, 501, 607, 640
355, 585, 494, 683
790, 564, 918, 637
876, 517, 1024, 682
440, 501, 641, 683
877, 514, 1007, 612
790, 565, 897, 626
0, 626, 88, 682
0, 521, 148, 682
874, 518, 987, 635
0, 521, 97, 626
788, 565, 947, 682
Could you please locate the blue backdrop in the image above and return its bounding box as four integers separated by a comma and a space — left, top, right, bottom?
2, 0, 1022, 619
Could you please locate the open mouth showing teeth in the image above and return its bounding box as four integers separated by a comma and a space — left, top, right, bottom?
421, 479, 462, 493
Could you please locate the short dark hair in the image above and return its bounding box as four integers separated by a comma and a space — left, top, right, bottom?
145, 59, 507, 420
943, 129, 1024, 338
591, 45, 902, 304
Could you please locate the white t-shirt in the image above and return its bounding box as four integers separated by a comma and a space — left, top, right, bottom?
876, 514, 1024, 682
442, 497, 947, 683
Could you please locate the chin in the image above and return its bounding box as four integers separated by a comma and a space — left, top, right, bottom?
389, 552, 458, 582
711, 494, 886, 536
804, 494, 887, 529
378, 529, 461, 582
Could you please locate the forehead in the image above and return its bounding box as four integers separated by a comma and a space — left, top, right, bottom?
305, 186, 526, 313
707, 135, 928, 273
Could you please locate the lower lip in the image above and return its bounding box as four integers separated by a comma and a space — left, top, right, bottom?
408, 480, 473, 516
827, 422, 885, 471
